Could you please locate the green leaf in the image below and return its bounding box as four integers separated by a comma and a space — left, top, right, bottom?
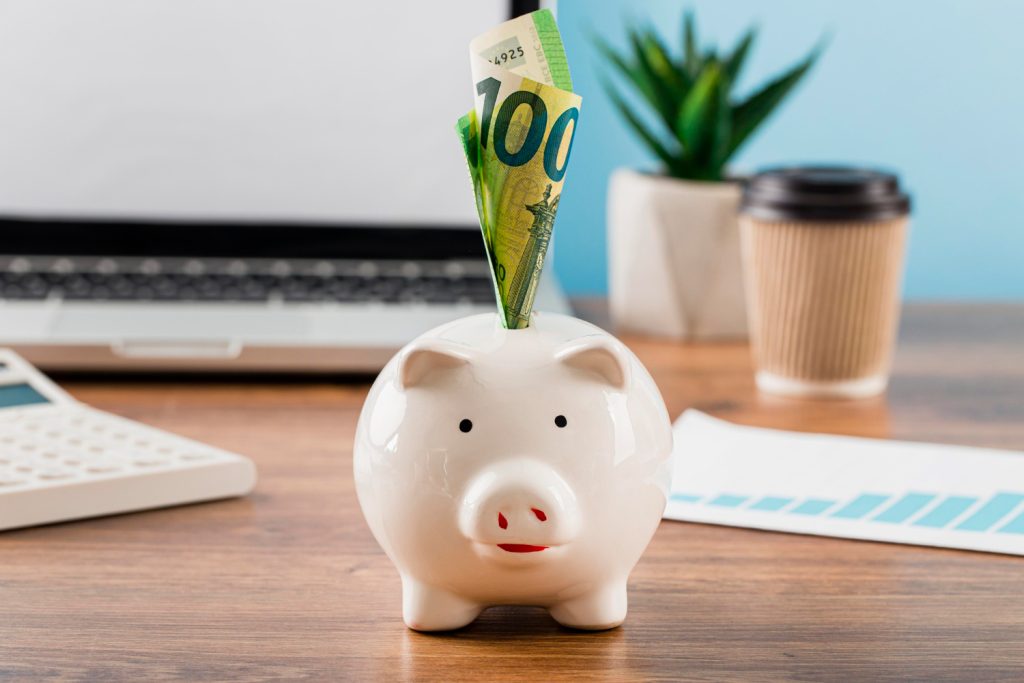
592, 34, 641, 89
593, 30, 678, 132
600, 79, 683, 174
723, 27, 756, 86
727, 40, 825, 158
641, 28, 692, 96
627, 28, 681, 128
682, 10, 699, 75
675, 61, 724, 174
708, 74, 732, 177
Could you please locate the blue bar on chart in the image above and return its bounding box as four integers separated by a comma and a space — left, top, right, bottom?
873, 493, 935, 523
748, 496, 793, 512
789, 498, 836, 516
671, 493, 702, 504
913, 496, 978, 528
997, 510, 1024, 535
830, 494, 890, 520
956, 493, 1024, 532
708, 494, 748, 508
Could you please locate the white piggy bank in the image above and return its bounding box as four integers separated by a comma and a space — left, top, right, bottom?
354, 312, 673, 631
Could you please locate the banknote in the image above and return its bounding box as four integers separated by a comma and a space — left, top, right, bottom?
457, 9, 581, 329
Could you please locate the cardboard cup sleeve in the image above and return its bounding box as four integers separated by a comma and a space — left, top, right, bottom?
739, 168, 911, 399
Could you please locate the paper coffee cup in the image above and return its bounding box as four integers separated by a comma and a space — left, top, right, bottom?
739, 168, 911, 399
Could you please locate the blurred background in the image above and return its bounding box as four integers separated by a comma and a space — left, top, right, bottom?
0, 0, 1018, 376
554, 0, 1024, 300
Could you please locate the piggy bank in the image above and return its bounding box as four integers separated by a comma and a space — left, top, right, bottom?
354, 312, 673, 631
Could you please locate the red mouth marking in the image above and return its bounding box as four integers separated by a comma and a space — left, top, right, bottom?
497, 543, 548, 553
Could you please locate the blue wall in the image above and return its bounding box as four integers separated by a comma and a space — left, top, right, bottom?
553, 0, 1024, 299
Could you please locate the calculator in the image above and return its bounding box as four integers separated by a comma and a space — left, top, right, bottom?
0, 349, 256, 531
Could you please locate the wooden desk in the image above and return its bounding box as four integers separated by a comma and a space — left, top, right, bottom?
2, 304, 1023, 681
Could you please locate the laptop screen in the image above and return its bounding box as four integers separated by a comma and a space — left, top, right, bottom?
0, 1, 509, 227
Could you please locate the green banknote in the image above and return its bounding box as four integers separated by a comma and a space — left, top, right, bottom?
457, 9, 581, 329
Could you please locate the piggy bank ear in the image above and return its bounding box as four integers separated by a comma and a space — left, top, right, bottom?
398, 339, 473, 389
555, 337, 630, 390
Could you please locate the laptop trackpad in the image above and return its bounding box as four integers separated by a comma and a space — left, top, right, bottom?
52, 307, 312, 343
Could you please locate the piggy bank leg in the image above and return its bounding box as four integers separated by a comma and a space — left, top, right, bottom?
401, 577, 482, 632
548, 580, 628, 630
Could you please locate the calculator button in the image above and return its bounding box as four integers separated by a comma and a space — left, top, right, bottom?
37, 467, 74, 480
132, 455, 171, 467
0, 475, 27, 487
179, 451, 215, 461
85, 461, 122, 473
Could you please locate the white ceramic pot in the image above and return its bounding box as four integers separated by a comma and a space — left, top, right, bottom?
354, 312, 673, 631
607, 168, 748, 340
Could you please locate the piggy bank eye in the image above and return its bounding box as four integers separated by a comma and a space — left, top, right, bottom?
554, 415, 568, 428
459, 418, 473, 433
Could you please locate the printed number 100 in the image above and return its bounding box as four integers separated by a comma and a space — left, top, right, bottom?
476, 77, 578, 183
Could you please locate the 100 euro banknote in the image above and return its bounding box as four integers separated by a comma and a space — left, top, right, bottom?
457, 9, 581, 329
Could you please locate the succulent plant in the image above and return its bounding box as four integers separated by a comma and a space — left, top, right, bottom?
597, 12, 824, 181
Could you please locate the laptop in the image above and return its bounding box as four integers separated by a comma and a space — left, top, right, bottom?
0, 0, 568, 373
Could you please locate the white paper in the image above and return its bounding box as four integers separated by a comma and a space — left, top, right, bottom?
665, 411, 1024, 556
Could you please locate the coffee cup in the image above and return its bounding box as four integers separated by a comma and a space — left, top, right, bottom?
739, 167, 911, 399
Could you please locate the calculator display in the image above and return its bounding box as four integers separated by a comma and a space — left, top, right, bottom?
0, 383, 50, 408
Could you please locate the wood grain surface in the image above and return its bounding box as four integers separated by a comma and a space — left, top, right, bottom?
1, 303, 1022, 682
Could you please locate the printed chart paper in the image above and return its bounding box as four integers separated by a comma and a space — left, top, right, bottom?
666, 411, 1024, 556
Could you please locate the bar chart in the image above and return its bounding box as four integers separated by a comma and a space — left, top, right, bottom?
666, 412, 1024, 555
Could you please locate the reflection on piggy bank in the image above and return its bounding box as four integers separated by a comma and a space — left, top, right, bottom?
354, 313, 673, 631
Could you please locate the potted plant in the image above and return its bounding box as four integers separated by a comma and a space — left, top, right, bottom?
598, 12, 823, 339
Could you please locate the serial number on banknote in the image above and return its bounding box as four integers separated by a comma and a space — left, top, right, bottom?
489, 46, 525, 66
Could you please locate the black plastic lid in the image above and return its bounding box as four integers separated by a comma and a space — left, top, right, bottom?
740, 166, 911, 222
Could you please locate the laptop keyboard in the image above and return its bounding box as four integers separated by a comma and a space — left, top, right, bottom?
0, 257, 497, 305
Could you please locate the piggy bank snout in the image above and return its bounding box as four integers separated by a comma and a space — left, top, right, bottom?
458, 460, 580, 548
